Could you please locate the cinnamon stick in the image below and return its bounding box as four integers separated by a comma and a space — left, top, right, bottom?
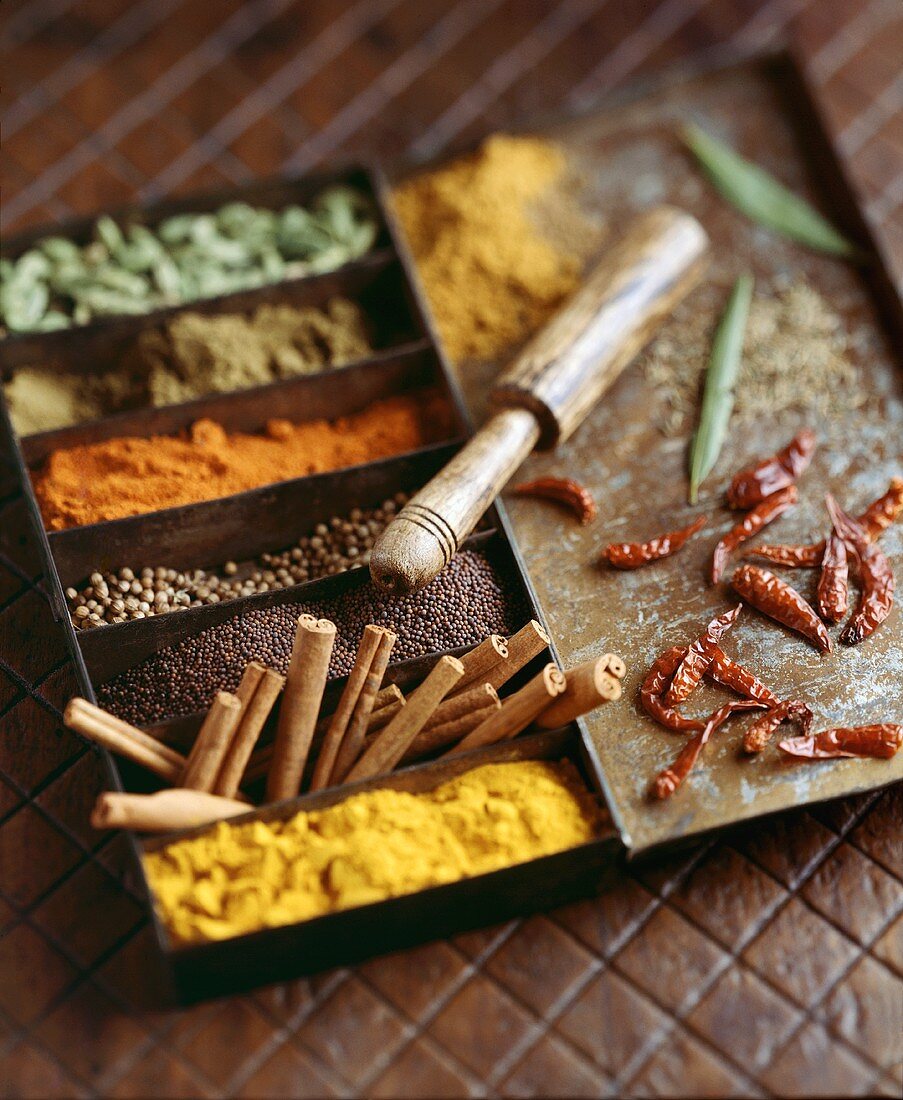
373, 683, 403, 712
92, 789, 249, 833
244, 690, 406, 788
483, 619, 550, 692
310, 625, 383, 792
214, 668, 284, 798
365, 696, 405, 733
422, 682, 500, 731
449, 635, 509, 694
400, 698, 500, 765
64, 698, 185, 782
267, 615, 336, 801
234, 661, 266, 708
599, 652, 627, 680
535, 656, 623, 728
330, 628, 397, 784
446, 663, 567, 755
181, 691, 242, 791
346, 655, 465, 782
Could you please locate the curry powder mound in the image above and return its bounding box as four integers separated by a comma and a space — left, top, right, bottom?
144, 760, 604, 945
393, 134, 580, 362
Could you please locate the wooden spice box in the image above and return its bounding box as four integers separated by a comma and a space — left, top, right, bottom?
0, 165, 621, 1002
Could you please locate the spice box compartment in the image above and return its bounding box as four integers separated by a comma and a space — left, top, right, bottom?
0, 254, 429, 409
141, 726, 620, 1003
0, 165, 393, 359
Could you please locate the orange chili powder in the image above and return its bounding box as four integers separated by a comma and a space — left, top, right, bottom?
35, 390, 454, 530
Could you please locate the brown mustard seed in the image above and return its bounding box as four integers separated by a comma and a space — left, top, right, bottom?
97, 550, 526, 725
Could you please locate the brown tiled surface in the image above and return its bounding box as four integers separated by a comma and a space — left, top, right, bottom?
1, 1, 901, 1095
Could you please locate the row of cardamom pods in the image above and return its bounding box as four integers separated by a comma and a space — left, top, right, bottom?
0, 186, 378, 334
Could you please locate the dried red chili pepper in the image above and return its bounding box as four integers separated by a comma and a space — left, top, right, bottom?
860, 476, 903, 540
743, 699, 813, 753
513, 477, 596, 525
745, 477, 903, 569
662, 605, 742, 706
825, 495, 895, 646
604, 515, 706, 570
650, 700, 767, 799
727, 429, 816, 509
779, 724, 902, 760
711, 486, 798, 584
704, 647, 780, 706
816, 529, 848, 622
640, 646, 706, 733
731, 564, 832, 653
745, 543, 822, 568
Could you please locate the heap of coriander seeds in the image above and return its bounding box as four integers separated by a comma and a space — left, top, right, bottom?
67, 495, 408, 630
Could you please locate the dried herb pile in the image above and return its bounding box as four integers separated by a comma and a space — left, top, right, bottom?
643, 280, 865, 435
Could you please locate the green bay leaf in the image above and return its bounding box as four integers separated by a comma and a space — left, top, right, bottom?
682, 122, 857, 258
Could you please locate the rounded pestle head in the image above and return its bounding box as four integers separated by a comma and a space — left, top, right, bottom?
369, 508, 456, 595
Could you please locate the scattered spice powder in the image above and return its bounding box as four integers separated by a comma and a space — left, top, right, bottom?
144, 759, 604, 944
643, 280, 865, 434
4, 298, 373, 435
393, 134, 586, 361
33, 389, 453, 530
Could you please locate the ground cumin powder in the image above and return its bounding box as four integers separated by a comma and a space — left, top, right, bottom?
34, 389, 453, 530
4, 298, 372, 435
393, 134, 581, 361
144, 760, 603, 945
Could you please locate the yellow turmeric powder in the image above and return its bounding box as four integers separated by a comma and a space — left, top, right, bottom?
392, 134, 582, 361
144, 760, 604, 945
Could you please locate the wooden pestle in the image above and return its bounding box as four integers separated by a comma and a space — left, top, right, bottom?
370, 207, 708, 594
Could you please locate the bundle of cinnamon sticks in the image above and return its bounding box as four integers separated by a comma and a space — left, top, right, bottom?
66, 614, 625, 833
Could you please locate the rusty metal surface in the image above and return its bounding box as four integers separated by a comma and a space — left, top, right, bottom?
461, 59, 903, 853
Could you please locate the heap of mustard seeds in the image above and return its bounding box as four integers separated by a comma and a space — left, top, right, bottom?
393, 134, 585, 362
643, 280, 866, 434
144, 760, 605, 944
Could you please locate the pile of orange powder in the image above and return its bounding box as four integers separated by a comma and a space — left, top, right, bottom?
34, 390, 455, 530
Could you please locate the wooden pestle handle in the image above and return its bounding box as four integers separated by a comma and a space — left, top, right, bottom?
370, 206, 708, 595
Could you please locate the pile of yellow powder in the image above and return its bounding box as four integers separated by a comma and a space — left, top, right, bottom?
144, 760, 604, 945
393, 135, 581, 361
